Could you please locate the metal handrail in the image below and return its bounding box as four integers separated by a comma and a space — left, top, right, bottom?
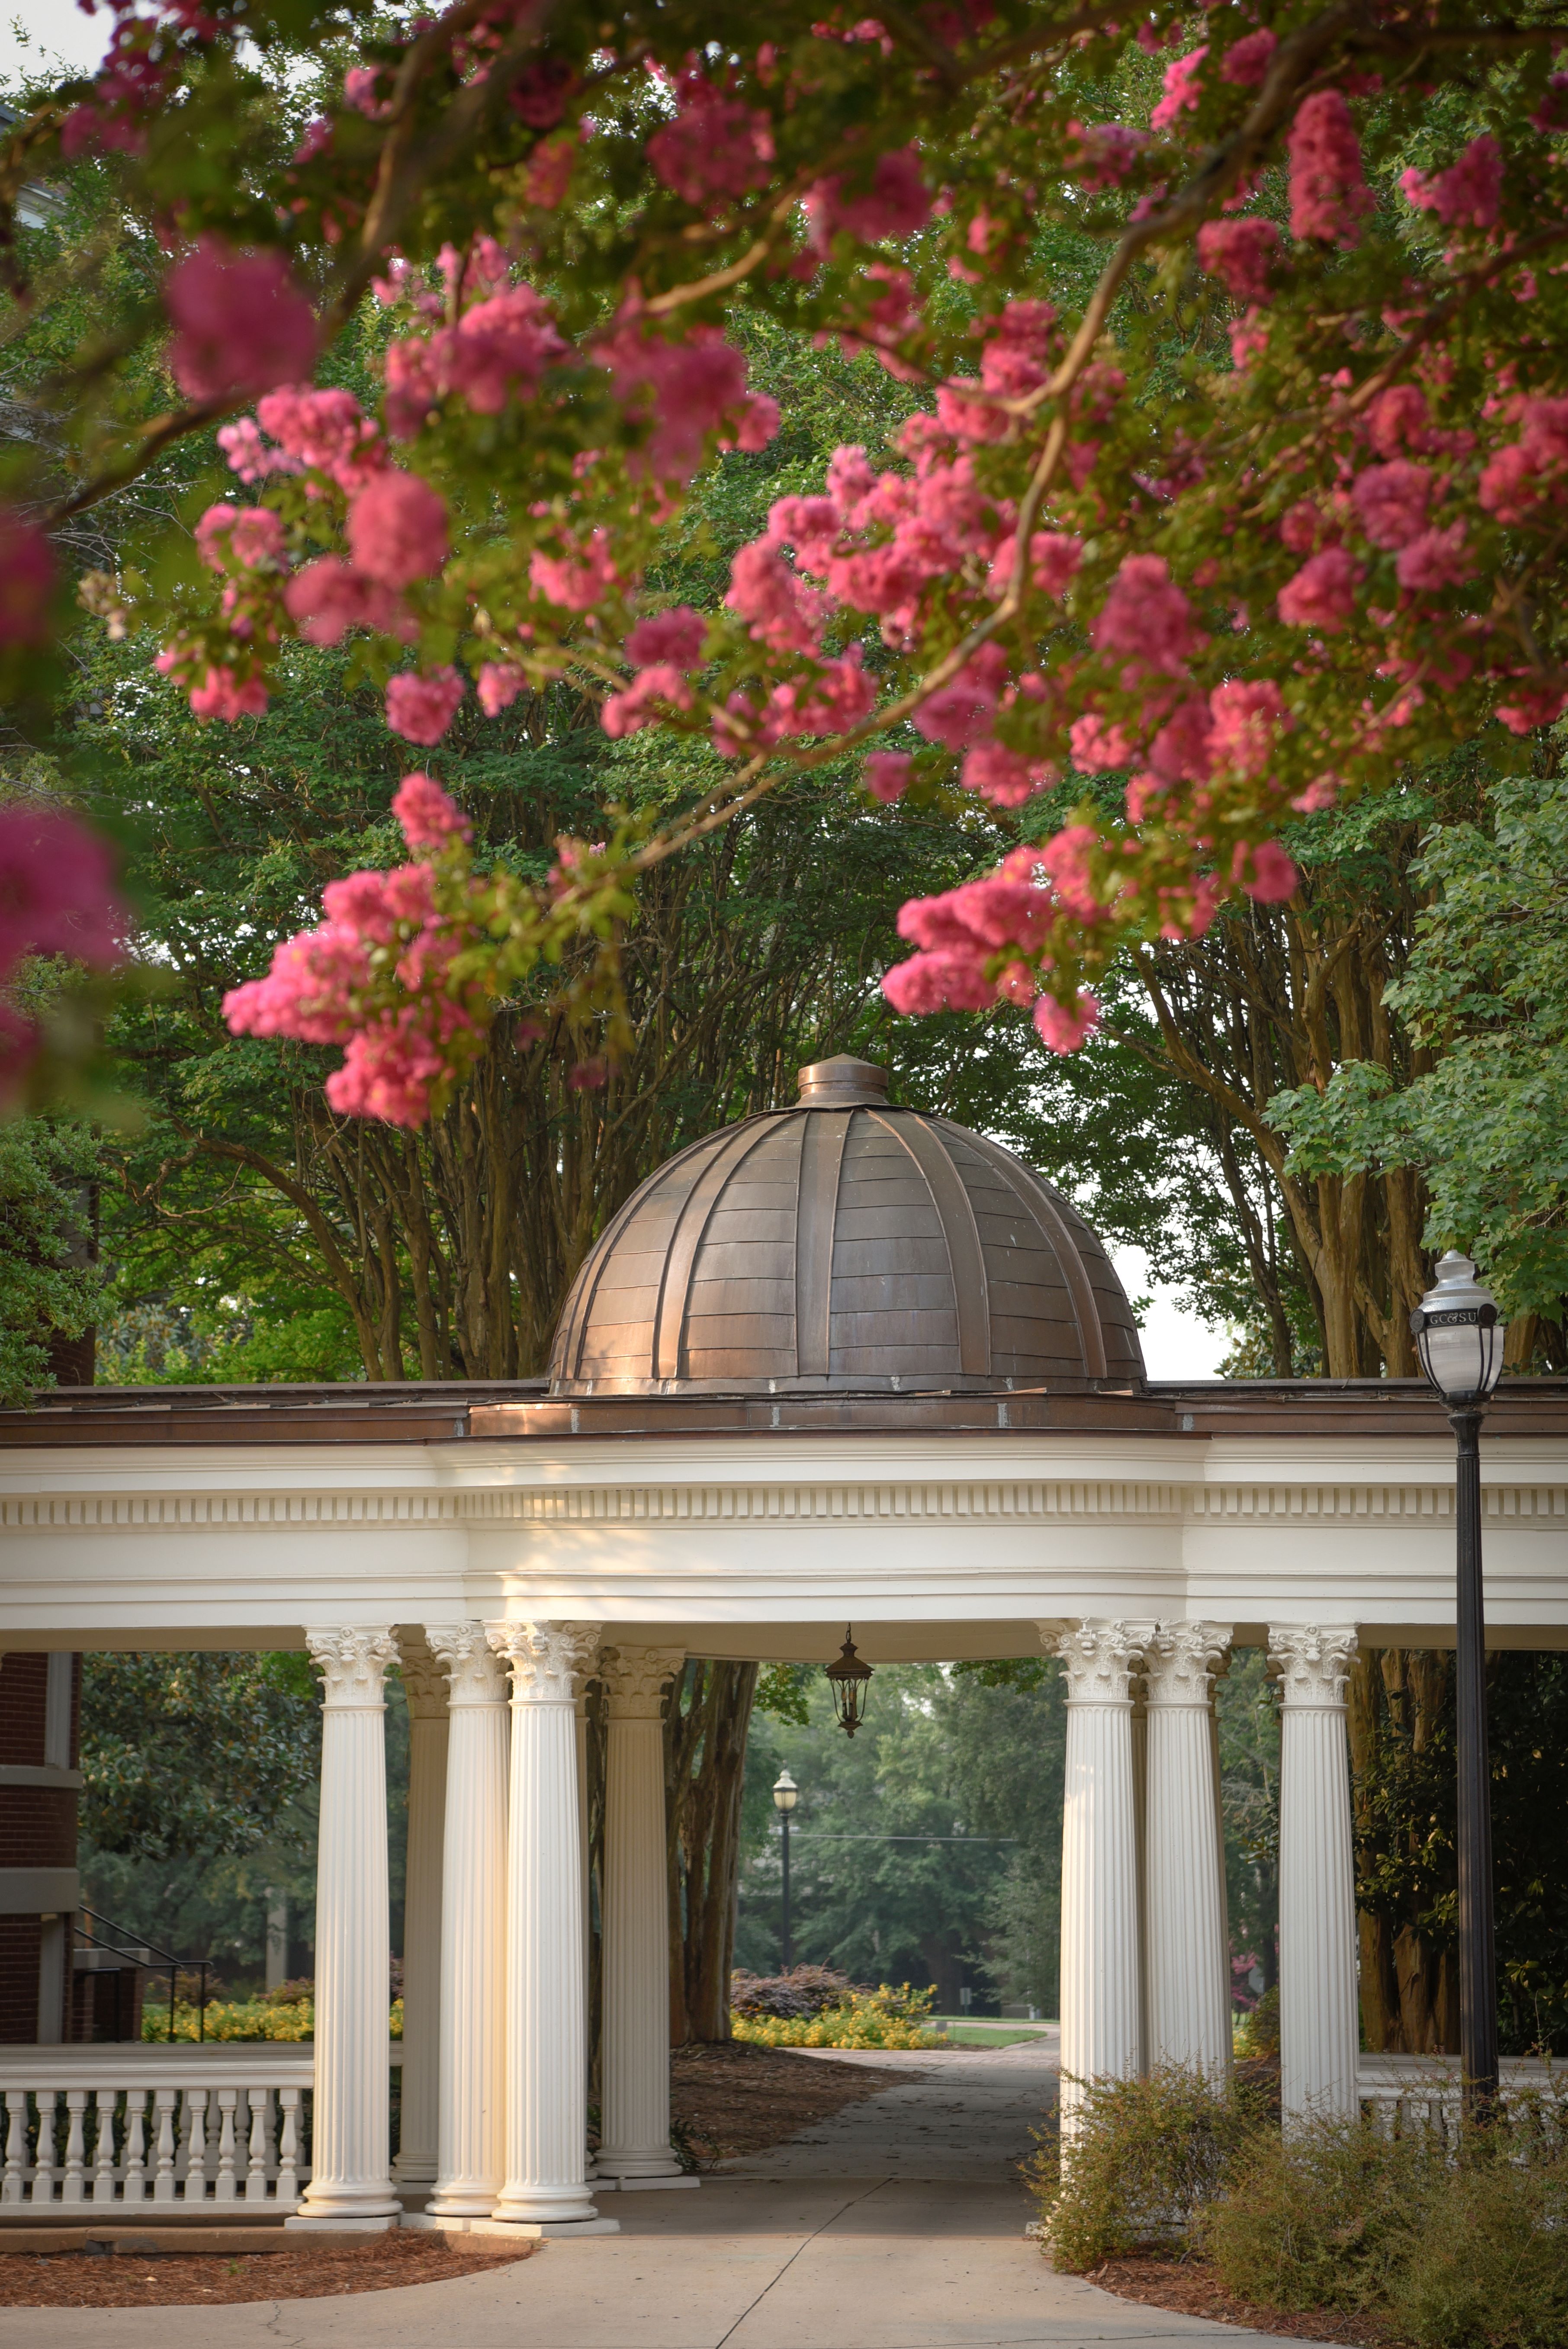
76, 1906, 212, 2043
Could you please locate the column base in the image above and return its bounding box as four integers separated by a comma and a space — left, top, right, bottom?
392, 2157, 439, 2188
284, 2211, 401, 2234
466, 2215, 621, 2238
594, 2174, 700, 2192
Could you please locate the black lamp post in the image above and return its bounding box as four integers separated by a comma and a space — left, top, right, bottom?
1409, 1250, 1506, 2115
772, 1768, 798, 1971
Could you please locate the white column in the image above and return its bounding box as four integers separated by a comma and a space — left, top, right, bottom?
1269, 1624, 1360, 2128
1042, 1618, 1154, 2134
597, 1647, 693, 2188
392, 1630, 449, 2192
1144, 1622, 1234, 2079
483, 1621, 617, 2237
419, 1625, 510, 2227
286, 1628, 401, 2231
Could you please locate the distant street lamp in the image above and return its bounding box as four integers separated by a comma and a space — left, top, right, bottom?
826, 1627, 874, 1738
772, 1768, 799, 1971
1410, 1251, 1507, 2115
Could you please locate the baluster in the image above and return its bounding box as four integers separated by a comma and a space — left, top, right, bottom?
276, 2088, 300, 2205
182, 2089, 208, 2204
244, 2089, 269, 2202
2, 2092, 26, 2202
152, 2088, 177, 2202
122, 2092, 148, 2205
214, 2089, 238, 2201
61, 2091, 87, 2203
29, 2092, 57, 2204
91, 2090, 118, 2201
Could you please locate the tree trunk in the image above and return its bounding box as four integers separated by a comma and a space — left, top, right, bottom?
663, 1661, 758, 2045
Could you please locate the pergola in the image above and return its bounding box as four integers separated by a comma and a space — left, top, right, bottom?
1, 1057, 1565, 2229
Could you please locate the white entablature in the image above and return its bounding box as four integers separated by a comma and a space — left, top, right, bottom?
1, 1419, 1566, 1652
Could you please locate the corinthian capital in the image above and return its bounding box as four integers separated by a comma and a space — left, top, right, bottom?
425, 1622, 509, 1706
395, 1626, 451, 1719
1144, 1621, 1233, 1707
599, 1645, 686, 1719
1268, 1623, 1357, 1709
1039, 1618, 1157, 1705
305, 1626, 397, 1708
485, 1619, 601, 1702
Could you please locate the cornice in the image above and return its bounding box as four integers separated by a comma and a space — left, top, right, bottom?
8, 1475, 1568, 1533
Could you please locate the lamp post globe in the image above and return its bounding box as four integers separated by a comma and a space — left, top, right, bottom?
1410, 1251, 1506, 2114
772, 1770, 798, 1972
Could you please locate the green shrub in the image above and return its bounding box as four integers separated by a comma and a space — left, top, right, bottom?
1384, 2133, 1568, 2348
1029, 2066, 1269, 2272
1202, 2114, 1434, 2314
1233, 1986, 1279, 2061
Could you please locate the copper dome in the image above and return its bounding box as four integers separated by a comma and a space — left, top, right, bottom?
548, 1057, 1145, 1395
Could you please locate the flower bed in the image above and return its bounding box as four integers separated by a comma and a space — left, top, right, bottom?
731, 1983, 944, 2051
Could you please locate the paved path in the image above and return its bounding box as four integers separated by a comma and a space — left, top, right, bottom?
0, 2038, 1292, 2347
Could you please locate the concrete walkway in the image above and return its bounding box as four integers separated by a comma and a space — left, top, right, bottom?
0, 2040, 1293, 2347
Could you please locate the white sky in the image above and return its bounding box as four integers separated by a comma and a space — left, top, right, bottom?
0, 3, 112, 85
1109, 1246, 1229, 1381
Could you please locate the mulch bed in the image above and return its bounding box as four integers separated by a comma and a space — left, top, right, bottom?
669, 2037, 906, 2161
0, 2232, 536, 2309
1087, 2255, 1395, 2346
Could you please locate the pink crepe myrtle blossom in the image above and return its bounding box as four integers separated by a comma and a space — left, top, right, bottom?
805, 146, 930, 250
1065, 121, 1149, 191
346, 472, 449, 587
1277, 546, 1362, 632
0, 804, 125, 977
1091, 553, 1199, 677
1401, 135, 1504, 231
384, 284, 567, 439
646, 80, 773, 207
530, 532, 621, 612
763, 651, 876, 739
987, 529, 1083, 599
392, 772, 471, 849
164, 238, 317, 404
864, 750, 912, 802
960, 740, 1046, 808
523, 132, 577, 210
1208, 679, 1288, 778
1477, 398, 1568, 521
1496, 682, 1568, 734
601, 665, 696, 738
594, 321, 774, 480
385, 668, 464, 745
0, 511, 54, 645
1069, 712, 1136, 772
725, 540, 829, 654
1147, 697, 1214, 782
1395, 523, 1473, 592
284, 558, 408, 646
321, 865, 437, 942
1234, 840, 1299, 901
1033, 990, 1100, 1054
1040, 825, 1103, 921
342, 64, 391, 119
182, 664, 269, 722
1288, 91, 1375, 244
1222, 29, 1277, 85
1352, 461, 1433, 550
194, 504, 286, 571
1365, 385, 1433, 457
1151, 48, 1206, 135
1196, 217, 1281, 306
223, 923, 371, 1045
911, 643, 1010, 749
626, 607, 707, 668
324, 1003, 483, 1126
477, 663, 527, 717
881, 946, 996, 1013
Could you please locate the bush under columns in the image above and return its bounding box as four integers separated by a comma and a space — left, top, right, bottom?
1032, 2065, 1568, 2348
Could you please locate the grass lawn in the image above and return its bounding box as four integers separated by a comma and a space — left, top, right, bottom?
927, 2018, 1058, 2047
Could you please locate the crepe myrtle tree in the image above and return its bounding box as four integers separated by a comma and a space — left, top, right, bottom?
6, 0, 1568, 1119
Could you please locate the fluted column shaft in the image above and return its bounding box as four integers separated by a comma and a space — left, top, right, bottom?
1270, 1624, 1360, 2128
598, 1648, 688, 2185
1144, 1623, 1233, 2079
485, 1621, 610, 2233
287, 1628, 401, 2230
393, 1632, 449, 2190
1044, 1620, 1154, 2134
422, 1626, 509, 2224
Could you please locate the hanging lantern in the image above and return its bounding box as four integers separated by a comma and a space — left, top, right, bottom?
826, 1627, 873, 1738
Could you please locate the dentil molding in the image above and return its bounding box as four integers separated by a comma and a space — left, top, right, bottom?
306, 1625, 398, 1706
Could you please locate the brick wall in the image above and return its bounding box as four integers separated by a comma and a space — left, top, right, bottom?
0, 1916, 41, 2044
0, 1652, 83, 2043
0, 1654, 48, 1766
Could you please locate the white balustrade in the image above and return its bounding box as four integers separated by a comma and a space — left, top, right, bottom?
1357, 2054, 1563, 2140
0, 2045, 402, 2214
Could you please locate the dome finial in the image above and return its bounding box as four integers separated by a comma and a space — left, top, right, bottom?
797, 1055, 889, 1107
